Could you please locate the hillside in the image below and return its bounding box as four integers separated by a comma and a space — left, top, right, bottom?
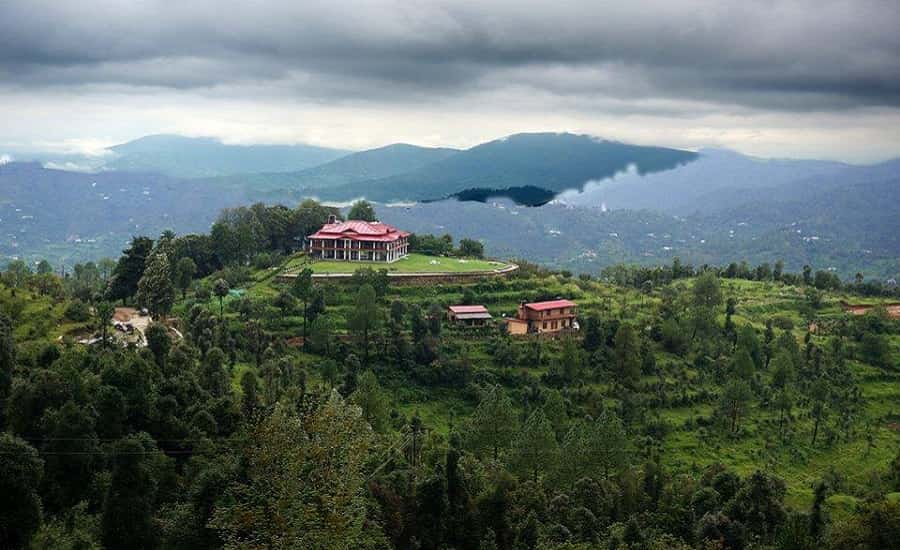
558, 149, 851, 214
104, 134, 349, 178
2, 136, 898, 280
2, 243, 898, 548
0, 162, 247, 265
318, 133, 699, 203
208, 143, 460, 196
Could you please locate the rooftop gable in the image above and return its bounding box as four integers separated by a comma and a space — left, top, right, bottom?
449, 305, 490, 314
524, 299, 576, 311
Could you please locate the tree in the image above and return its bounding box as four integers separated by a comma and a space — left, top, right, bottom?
0, 433, 44, 549
465, 385, 519, 460
136, 251, 176, 318
0, 313, 15, 425
92, 301, 114, 347
101, 435, 159, 550
240, 370, 261, 418
211, 395, 375, 549
542, 390, 568, 439
860, 333, 892, 369
348, 284, 379, 367
200, 347, 230, 399
808, 481, 829, 542
690, 271, 723, 341
351, 370, 390, 432
347, 200, 377, 221
40, 401, 100, 510
510, 408, 559, 483
725, 470, 787, 543
3, 259, 31, 295
773, 260, 784, 281
614, 324, 641, 389
457, 238, 484, 258
174, 257, 197, 299
30, 501, 101, 550
720, 380, 752, 433
736, 325, 763, 370
802, 265, 813, 285
213, 279, 229, 318
809, 379, 828, 445
731, 348, 755, 381
145, 323, 171, 369
290, 268, 315, 339
770, 349, 795, 390
560, 409, 628, 482
108, 236, 154, 302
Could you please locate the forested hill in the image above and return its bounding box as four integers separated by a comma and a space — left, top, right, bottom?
205, 142, 461, 195
1, 222, 898, 548
317, 132, 699, 202
104, 134, 349, 178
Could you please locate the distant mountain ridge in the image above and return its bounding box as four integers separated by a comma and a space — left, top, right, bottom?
104, 134, 350, 178
207, 143, 460, 195
314, 133, 699, 203
2, 132, 898, 279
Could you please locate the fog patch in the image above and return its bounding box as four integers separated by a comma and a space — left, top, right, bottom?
556, 163, 645, 207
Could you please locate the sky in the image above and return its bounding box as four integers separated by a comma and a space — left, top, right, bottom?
1, 0, 899, 163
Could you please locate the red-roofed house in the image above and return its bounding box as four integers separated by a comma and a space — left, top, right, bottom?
506, 299, 578, 335
447, 305, 493, 327
308, 216, 410, 262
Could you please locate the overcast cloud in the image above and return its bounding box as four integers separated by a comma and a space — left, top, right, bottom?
1, 0, 899, 161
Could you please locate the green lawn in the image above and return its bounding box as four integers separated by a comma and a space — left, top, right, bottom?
286, 253, 511, 274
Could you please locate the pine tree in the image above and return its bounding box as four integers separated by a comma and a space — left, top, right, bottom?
614, 324, 641, 389
349, 284, 379, 367
466, 385, 519, 460
510, 408, 559, 483
351, 370, 390, 432
136, 251, 176, 319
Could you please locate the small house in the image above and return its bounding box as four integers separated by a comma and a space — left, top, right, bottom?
448, 305, 492, 327
505, 299, 578, 335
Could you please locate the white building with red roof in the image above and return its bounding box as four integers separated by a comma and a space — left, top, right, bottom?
307, 216, 410, 262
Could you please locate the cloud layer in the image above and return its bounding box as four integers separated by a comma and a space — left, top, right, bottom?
1, 0, 899, 161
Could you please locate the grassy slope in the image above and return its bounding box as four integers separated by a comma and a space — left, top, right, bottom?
282, 252, 511, 274
199, 256, 899, 511
12, 254, 893, 512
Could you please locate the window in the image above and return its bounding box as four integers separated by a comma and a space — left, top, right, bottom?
542, 321, 547, 329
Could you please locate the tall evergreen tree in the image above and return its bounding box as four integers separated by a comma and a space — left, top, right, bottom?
108, 236, 154, 302
101, 436, 159, 550
348, 284, 379, 367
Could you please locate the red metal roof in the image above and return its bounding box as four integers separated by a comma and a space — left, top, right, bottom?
308, 220, 410, 242
524, 299, 576, 311
449, 305, 489, 314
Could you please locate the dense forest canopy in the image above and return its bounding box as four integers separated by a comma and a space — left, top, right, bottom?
0, 199, 898, 549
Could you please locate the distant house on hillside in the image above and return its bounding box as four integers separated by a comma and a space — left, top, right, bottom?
307, 215, 410, 262
506, 299, 578, 335
448, 305, 492, 327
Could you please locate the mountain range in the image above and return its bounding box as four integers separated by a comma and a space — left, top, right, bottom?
1, 132, 897, 278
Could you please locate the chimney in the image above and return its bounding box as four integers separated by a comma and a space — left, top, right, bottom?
327, 214, 336, 224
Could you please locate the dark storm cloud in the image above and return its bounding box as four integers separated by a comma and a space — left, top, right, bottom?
1, 0, 899, 111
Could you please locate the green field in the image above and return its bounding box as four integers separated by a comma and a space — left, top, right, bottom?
284, 252, 511, 274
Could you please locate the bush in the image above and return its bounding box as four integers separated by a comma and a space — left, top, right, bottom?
210, 265, 252, 287
64, 299, 91, 322
771, 316, 795, 330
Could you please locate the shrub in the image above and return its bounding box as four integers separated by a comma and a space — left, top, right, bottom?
64, 299, 91, 322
